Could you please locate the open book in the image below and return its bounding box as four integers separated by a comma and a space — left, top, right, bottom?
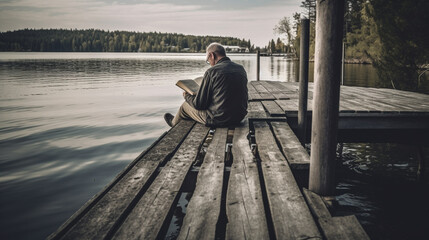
176, 76, 203, 95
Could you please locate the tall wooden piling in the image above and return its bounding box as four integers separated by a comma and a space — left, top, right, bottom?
309, 0, 345, 196
298, 19, 310, 145
257, 50, 260, 81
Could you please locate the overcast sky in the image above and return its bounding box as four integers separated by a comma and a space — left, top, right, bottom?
0, 0, 302, 47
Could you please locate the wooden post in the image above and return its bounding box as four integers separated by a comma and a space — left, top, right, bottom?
341, 41, 345, 85
309, 0, 345, 196
298, 18, 310, 145
256, 50, 260, 81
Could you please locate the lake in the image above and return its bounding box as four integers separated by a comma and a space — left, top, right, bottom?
0, 52, 427, 239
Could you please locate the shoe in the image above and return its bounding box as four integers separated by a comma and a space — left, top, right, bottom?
164, 113, 174, 127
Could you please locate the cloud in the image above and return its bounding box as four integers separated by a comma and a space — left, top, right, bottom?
0, 0, 301, 47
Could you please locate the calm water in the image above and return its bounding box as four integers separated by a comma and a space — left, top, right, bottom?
0, 52, 427, 239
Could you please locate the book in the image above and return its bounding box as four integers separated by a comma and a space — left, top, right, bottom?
176, 76, 203, 95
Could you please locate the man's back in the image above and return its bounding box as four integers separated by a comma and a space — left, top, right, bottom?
202, 57, 248, 126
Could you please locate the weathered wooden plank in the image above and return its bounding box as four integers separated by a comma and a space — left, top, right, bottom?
226, 122, 270, 240
53, 120, 195, 240
259, 80, 279, 92
254, 121, 321, 239
247, 101, 267, 119
340, 88, 382, 110
302, 188, 332, 219
113, 124, 210, 239
347, 87, 412, 112
303, 189, 369, 240
270, 122, 310, 170
251, 81, 276, 100
339, 98, 376, 112
277, 81, 300, 92
339, 98, 358, 113
319, 216, 370, 240
177, 128, 228, 240
375, 99, 415, 112
262, 100, 285, 116
251, 81, 271, 94
247, 82, 263, 101
351, 96, 391, 112
342, 85, 388, 101
356, 87, 429, 112
375, 87, 429, 101
260, 81, 291, 99
341, 86, 422, 112
275, 99, 299, 112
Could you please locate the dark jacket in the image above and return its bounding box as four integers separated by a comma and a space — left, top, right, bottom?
185, 57, 248, 127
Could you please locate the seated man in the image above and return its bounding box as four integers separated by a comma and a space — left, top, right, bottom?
164, 42, 248, 127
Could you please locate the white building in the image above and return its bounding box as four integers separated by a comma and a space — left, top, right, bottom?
223, 45, 249, 53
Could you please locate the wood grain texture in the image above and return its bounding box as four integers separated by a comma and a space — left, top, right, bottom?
226, 122, 270, 240
251, 81, 276, 100
311, 0, 345, 196
112, 123, 209, 239
319, 216, 370, 240
277, 81, 300, 92
247, 82, 263, 101
177, 128, 228, 240
253, 81, 429, 114
303, 188, 369, 240
262, 100, 285, 116
271, 122, 310, 170
275, 99, 299, 113
302, 188, 332, 219
55, 120, 195, 240
260, 81, 291, 100
247, 101, 267, 119
254, 121, 321, 240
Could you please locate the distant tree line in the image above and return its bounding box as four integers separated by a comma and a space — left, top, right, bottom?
0, 29, 254, 53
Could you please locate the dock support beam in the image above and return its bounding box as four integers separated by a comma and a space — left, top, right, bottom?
298, 18, 310, 145
309, 0, 345, 196
256, 50, 260, 81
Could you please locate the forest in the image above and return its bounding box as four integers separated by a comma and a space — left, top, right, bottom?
270, 0, 428, 91
0, 29, 253, 53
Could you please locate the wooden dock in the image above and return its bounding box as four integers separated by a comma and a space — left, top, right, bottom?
49, 81, 429, 240
248, 81, 429, 143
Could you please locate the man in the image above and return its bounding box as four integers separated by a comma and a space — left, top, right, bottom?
164, 42, 248, 127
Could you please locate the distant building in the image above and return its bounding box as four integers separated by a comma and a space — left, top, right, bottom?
223, 45, 249, 53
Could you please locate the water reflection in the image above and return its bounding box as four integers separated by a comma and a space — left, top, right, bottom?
336, 142, 429, 239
